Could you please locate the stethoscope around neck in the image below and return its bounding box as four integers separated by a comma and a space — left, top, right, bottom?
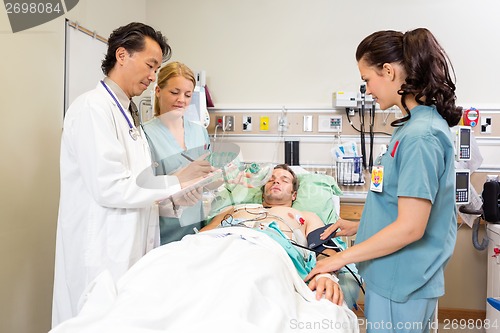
100, 80, 139, 141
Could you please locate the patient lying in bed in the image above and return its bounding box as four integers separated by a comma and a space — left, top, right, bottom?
203, 164, 346, 305
205, 163, 362, 308
49, 164, 360, 333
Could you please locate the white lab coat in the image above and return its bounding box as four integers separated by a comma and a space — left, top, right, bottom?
52, 82, 181, 327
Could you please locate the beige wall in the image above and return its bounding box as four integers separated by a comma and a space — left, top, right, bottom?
147, 0, 500, 109
0, 1, 146, 332
1, 0, 499, 332
442, 226, 488, 310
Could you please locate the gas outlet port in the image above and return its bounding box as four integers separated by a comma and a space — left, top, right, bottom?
215, 115, 234, 131
225, 115, 234, 131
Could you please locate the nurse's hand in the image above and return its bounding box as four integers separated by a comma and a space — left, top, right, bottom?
307, 274, 344, 305
176, 153, 214, 187
320, 218, 358, 239
305, 254, 345, 284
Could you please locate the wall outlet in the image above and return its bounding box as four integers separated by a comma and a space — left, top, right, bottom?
215, 116, 224, 129
278, 116, 288, 132
481, 117, 492, 134
303, 115, 313, 132
318, 115, 342, 132
225, 115, 234, 131
243, 115, 252, 131
215, 115, 234, 131
260, 116, 269, 131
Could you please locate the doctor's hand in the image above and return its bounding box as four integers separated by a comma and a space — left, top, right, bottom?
171, 187, 203, 207
158, 187, 204, 217
307, 274, 344, 306
320, 218, 358, 240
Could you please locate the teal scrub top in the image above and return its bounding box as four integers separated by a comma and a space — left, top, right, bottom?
143, 117, 210, 244
356, 105, 457, 302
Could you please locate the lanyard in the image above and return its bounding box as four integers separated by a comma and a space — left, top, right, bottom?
100, 80, 139, 140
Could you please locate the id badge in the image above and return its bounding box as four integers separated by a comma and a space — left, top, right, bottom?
370, 166, 384, 192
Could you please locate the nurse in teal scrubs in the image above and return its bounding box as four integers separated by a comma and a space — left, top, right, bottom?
143, 62, 210, 244
306, 28, 463, 332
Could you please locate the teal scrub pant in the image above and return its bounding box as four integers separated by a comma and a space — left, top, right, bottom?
364, 289, 438, 333
338, 269, 362, 310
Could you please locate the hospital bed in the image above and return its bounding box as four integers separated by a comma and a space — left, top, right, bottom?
49, 166, 360, 333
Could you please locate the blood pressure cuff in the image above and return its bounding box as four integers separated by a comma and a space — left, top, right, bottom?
307, 224, 341, 254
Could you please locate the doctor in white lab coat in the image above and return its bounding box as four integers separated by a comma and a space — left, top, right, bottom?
52, 22, 212, 327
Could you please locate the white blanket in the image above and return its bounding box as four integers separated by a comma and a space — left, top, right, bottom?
50, 227, 359, 333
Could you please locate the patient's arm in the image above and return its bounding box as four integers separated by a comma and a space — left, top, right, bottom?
297, 211, 345, 305
200, 206, 234, 231
297, 210, 325, 236
307, 273, 343, 305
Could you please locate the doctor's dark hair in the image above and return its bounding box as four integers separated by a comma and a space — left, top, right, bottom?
101, 22, 172, 76
154, 62, 196, 116
355, 28, 462, 127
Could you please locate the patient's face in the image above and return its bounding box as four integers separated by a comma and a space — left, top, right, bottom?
263, 169, 297, 206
